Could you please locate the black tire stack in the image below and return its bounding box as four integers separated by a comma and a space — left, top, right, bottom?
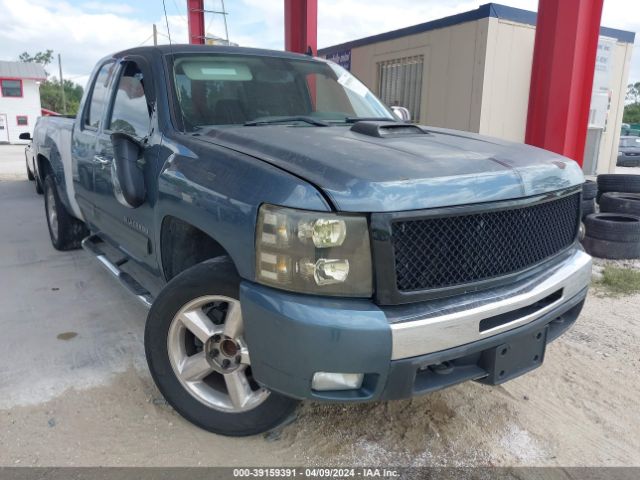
581, 175, 640, 259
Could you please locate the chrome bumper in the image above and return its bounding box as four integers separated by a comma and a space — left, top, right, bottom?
390, 249, 592, 360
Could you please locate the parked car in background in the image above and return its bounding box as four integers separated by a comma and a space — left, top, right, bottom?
617, 136, 640, 167
27, 45, 591, 437
19, 133, 43, 193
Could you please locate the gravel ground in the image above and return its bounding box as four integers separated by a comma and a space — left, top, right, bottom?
1, 145, 639, 467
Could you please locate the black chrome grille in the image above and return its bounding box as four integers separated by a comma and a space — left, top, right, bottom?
391, 193, 580, 292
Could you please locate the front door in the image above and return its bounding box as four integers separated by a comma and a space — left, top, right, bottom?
0, 114, 9, 143
72, 60, 117, 224
93, 60, 155, 265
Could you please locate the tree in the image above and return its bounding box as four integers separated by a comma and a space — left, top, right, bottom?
18, 49, 54, 67
18, 50, 83, 116
624, 82, 640, 124
39, 77, 84, 116
624, 103, 640, 124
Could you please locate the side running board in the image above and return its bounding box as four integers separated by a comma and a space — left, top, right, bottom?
81, 235, 153, 308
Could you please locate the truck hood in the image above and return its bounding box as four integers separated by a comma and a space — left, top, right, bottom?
200, 125, 583, 212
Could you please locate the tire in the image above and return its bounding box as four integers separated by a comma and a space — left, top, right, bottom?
599, 192, 640, 217
145, 257, 299, 436
581, 235, 640, 260
35, 174, 43, 194
43, 175, 88, 250
583, 213, 640, 243
26, 159, 35, 181
582, 180, 597, 200
581, 199, 595, 219
597, 174, 640, 202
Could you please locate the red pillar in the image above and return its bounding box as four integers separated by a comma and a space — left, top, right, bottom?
525, 0, 604, 166
284, 0, 317, 55
187, 0, 205, 45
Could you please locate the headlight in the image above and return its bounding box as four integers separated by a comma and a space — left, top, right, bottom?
256, 204, 372, 296
618, 151, 623, 156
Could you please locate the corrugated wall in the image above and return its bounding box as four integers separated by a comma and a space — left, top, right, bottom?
479, 18, 535, 142
348, 18, 489, 132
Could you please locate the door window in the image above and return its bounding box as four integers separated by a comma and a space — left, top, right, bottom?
108, 62, 151, 138
84, 62, 116, 129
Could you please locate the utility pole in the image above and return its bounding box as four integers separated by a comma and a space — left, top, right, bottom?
153, 24, 158, 46
221, 0, 229, 44
58, 53, 67, 116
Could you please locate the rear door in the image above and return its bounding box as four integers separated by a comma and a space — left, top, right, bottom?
92, 59, 155, 264
72, 60, 117, 225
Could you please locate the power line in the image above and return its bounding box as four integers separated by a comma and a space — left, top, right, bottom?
137, 34, 154, 47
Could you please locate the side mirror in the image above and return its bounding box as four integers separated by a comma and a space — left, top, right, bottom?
19, 132, 32, 140
111, 132, 146, 208
391, 106, 411, 122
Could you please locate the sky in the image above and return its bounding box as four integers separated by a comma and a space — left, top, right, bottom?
0, 0, 638, 89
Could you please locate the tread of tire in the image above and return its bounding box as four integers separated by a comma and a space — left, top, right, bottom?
584, 213, 640, 242
581, 199, 595, 218
582, 180, 597, 200
597, 174, 640, 194
599, 192, 640, 217
581, 235, 640, 260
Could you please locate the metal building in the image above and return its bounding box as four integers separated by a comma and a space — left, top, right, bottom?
0, 61, 46, 144
318, 3, 635, 175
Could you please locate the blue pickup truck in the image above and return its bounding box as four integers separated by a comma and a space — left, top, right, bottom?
27, 45, 592, 436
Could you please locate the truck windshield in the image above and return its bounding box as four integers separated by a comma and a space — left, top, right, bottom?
171, 54, 394, 130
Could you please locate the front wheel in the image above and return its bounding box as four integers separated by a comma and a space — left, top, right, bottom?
145, 257, 299, 436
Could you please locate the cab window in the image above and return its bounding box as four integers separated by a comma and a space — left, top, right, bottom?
84, 61, 116, 129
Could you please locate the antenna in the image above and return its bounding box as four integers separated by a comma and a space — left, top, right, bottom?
162, 0, 173, 45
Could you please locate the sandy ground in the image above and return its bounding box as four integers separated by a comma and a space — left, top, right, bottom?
1, 144, 639, 467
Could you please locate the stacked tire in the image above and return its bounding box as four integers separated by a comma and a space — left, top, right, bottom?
596, 174, 640, 202
581, 180, 597, 219
582, 214, 640, 259
599, 192, 640, 217
581, 175, 640, 259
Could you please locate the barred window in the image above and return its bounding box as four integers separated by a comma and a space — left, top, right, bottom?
377, 56, 423, 122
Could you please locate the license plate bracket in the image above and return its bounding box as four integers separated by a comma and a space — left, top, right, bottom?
478, 327, 548, 385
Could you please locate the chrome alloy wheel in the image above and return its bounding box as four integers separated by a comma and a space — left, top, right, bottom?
46, 187, 58, 242
167, 295, 270, 412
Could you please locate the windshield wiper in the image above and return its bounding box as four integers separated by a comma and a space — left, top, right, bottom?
244, 116, 330, 127
344, 116, 398, 123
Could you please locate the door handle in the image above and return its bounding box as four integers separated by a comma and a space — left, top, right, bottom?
93, 155, 111, 167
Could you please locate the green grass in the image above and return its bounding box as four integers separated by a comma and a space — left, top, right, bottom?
596, 266, 640, 297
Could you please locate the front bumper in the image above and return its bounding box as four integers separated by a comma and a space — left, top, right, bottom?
240, 248, 592, 402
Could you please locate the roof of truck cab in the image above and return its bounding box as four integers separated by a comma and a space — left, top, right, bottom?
114, 44, 319, 62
